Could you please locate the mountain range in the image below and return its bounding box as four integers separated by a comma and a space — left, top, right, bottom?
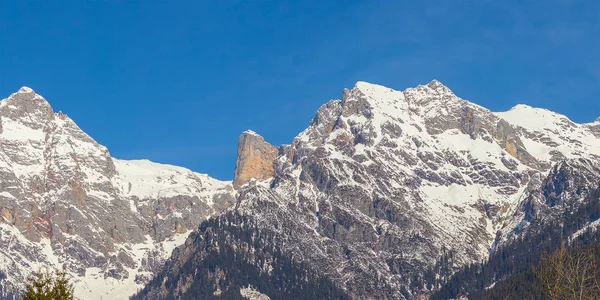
1, 81, 599, 299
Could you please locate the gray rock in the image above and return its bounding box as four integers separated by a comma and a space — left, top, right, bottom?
0, 87, 234, 298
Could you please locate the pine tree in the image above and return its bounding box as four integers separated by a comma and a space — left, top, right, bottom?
22, 266, 74, 300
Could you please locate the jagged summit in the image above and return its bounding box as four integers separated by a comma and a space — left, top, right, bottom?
343, 80, 457, 111
426, 78, 452, 92
427, 79, 444, 86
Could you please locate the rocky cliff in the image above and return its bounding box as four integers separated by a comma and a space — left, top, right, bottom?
0, 88, 235, 299
232, 130, 277, 188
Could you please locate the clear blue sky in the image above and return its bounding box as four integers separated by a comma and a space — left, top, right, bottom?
1, 1, 599, 180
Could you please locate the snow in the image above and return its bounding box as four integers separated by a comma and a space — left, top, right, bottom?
495, 104, 571, 132
1, 81, 598, 299
112, 158, 231, 201
570, 218, 600, 241
520, 138, 554, 160
158, 230, 193, 259
243, 129, 262, 137
435, 129, 522, 170
39, 238, 60, 266
73, 231, 192, 299
0, 87, 235, 300
278, 80, 569, 270
353, 81, 409, 145
326, 127, 347, 142
18, 86, 34, 94
74, 267, 143, 300
417, 183, 526, 259
0, 191, 16, 199
422, 183, 480, 207
129, 199, 138, 213
0, 224, 67, 292
495, 104, 600, 161
0, 121, 45, 141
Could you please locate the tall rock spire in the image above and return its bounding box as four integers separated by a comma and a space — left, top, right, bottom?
233, 130, 277, 188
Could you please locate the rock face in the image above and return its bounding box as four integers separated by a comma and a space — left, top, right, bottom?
588, 117, 600, 138
232, 130, 278, 188
136, 80, 600, 299
0, 87, 235, 299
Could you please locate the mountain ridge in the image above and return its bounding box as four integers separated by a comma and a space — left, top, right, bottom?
136, 80, 598, 299
1, 80, 599, 299
0, 87, 235, 299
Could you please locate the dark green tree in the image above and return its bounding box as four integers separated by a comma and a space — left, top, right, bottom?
22, 266, 74, 300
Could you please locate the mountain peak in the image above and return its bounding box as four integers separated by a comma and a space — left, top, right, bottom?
17, 86, 35, 94
2, 87, 54, 125
425, 79, 453, 94
6, 86, 48, 105
426, 79, 444, 87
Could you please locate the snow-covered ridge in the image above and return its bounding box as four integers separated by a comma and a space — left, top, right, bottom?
495, 104, 575, 131
112, 158, 231, 202
223, 79, 600, 298
494, 103, 600, 162
0, 87, 234, 299
327, 80, 600, 167
2, 81, 599, 299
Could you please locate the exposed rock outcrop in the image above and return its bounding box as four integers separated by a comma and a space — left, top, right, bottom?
232, 130, 278, 188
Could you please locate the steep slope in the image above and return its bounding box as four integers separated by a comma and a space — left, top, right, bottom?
131, 212, 351, 300
137, 80, 600, 299
232, 130, 278, 189
432, 157, 600, 299
0, 87, 234, 299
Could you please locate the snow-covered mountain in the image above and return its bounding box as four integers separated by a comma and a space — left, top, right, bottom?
0, 87, 235, 299
2, 81, 599, 299
136, 80, 600, 299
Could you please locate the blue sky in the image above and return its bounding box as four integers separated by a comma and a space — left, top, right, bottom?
1, 1, 599, 180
